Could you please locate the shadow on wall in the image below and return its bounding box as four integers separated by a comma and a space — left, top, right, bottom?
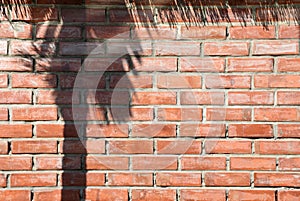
3, 0, 300, 26
0, 0, 299, 201
125, 0, 300, 27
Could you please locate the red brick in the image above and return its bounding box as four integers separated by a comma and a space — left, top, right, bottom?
278, 58, 300, 72
59, 74, 105, 89
0, 23, 32, 39
257, 1, 283, 6
0, 91, 32, 104
157, 139, 201, 154
229, 190, 275, 201
278, 124, 300, 138
108, 173, 153, 186
159, 8, 252, 23
204, 42, 249, 56
34, 190, 80, 201
2, 0, 33, 3
109, 140, 153, 154
180, 91, 224, 105
132, 26, 176, 40
131, 124, 176, 137
61, 8, 105, 22
86, 156, 129, 170
84, 57, 129, 72
12, 107, 57, 121
230, 26, 275, 39
253, 40, 299, 55
206, 75, 251, 89
36, 25, 81, 38
158, 108, 202, 121
255, 140, 300, 154
61, 107, 106, 121
278, 2, 300, 5
255, 75, 300, 88
60, 140, 105, 154
179, 124, 226, 137
205, 172, 250, 187
87, 26, 130, 39
0, 108, 8, 120
36, 124, 78, 138
132, 92, 176, 105
181, 26, 226, 39
0, 41, 6, 55
108, 108, 154, 121
180, 189, 226, 201
209, 8, 252, 22
157, 75, 201, 89
61, 172, 104, 186
230, 157, 276, 170
181, 156, 226, 170
110, 75, 152, 88
59, 42, 103, 56
86, 189, 128, 201
279, 157, 300, 171
0, 75, 8, 88
279, 26, 300, 38
11, 7, 58, 22
0, 57, 32, 71
0, 190, 31, 201
37, 90, 80, 105
227, 58, 273, 72
180, 58, 225, 72
10, 41, 56, 55
0, 124, 32, 138
0, 10, 8, 21
11, 173, 56, 187
0, 175, 6, 187
84, 56, 173, 71
254, 173, 300, 187
132, 156, 177, 170
0, 156, 32, 170
156, 172, 201, 187
37, 0, 82, 4
206, 108, 252, 121
12, 140, 57, 154
155, 41, 200, 56
205, 140, 252, 154
12, 74, 57, 88
85, 0, 124, 5
254, 108, 300, 121
110, 9, 154, 23
107, 41, 152, 56
278, 190, 300, 201
228, 124, 273, 138
132, 189, 175, 201
61, 108, 99, 121
158, 8, 209, 23
86, 124, 128, 138
0, 142, 8, 154
228, 91, 274, 105
36, 58, 81, 72
36, 156, 81, 170
278, 91, 300, 105
122, 57, 177, 72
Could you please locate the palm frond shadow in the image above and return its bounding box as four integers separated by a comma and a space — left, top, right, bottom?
127, 0, 300, 28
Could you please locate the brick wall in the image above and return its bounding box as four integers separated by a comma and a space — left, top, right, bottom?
0, 0, 300, 200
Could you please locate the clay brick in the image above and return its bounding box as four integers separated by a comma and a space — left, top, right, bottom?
156, 172, 201, 187
205, 172, 251, 187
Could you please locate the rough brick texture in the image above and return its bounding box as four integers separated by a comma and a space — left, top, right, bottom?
1, 0, 300, 201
